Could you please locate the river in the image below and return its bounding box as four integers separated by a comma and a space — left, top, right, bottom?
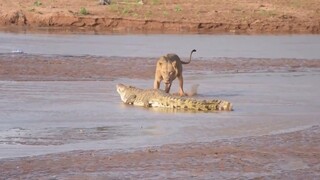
0, 32, 319, 159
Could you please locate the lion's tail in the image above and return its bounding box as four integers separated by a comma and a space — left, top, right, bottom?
181, 49, 196, 64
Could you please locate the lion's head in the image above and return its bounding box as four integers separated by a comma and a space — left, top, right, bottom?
156, 56, 178, 89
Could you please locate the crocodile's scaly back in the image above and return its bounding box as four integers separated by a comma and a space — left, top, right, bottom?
116, 83, 233, 111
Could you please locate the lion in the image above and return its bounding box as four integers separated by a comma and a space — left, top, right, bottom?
153, 49, 197, 96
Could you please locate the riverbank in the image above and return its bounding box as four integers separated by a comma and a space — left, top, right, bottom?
0, 0, 319, 34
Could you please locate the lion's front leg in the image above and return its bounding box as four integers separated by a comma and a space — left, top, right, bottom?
154, 79, 160, 89
178, 75, 185, 96
165, 83, 172, 93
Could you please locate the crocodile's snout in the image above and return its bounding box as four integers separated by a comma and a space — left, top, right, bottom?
116, 84, 126, 94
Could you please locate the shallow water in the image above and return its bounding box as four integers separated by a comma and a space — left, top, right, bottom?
1, 32, 320, 59
1, 71, 319, 158
1, 32, 320, 159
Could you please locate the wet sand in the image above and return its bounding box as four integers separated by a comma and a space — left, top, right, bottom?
1, 54, 320, 81
1, 126, 319, 179
1, 53, 320, 178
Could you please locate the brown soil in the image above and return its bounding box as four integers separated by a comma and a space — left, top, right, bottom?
1, 125, 319, 179
0, 0, 319, 34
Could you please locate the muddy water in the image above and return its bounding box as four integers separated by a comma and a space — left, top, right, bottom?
1, 71, 319, 158
1, 32, 320, 59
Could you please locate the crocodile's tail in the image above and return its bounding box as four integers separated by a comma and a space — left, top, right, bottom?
174, 98, 233, 111
203, 99, 233, 111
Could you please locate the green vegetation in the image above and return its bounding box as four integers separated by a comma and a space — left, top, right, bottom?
79, 7, 89, 15
258, 9, 277, 17
163, 10, 168, 17
133, 13, 139, 17
289, 0, 303, 8
109, 3, 136, 16
33, 0, 42, 7
145, 10, 152, 18
109, 4, 119, 12
107, 0, 162, 17
151, 0, 160, 5
28, 8, 36, 12
174, 5, 182, 12
122, 6, 131, 14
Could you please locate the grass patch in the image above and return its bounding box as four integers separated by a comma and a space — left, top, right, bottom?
290, 0, 303, 8
109, 4, 120, 12
151, 0, 160, 5
133, 13, 139, 17
33, 0, 42, 7
122, 6, 131, 14
108, 3, 136, 16
28, 8, 36, 12
143, 10, 153, 19
258, 9, 277, 17
163, 10, 168, 17
79, 7, 89, 15
174, 5, 182, 12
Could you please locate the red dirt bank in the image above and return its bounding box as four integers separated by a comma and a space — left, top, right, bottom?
0, 0, 319, 34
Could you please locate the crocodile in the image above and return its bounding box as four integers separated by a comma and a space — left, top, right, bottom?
116, 83, 233, 111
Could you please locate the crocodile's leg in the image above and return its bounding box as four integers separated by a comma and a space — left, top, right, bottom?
143, 100, 151, 108
125, 95, 136, 104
